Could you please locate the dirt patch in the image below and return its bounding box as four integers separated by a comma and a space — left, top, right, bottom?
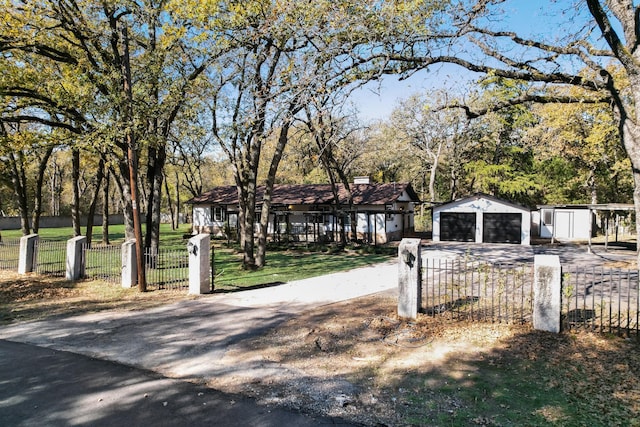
0, 271, 196, 324
208, 293, 640, 426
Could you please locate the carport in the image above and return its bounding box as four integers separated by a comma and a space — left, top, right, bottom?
433, 194, 531, 245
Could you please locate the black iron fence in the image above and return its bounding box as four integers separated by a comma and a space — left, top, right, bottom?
1, 238, 190, 292
562, 265, 639, 336
83, 244, 121, 284
34, 240, 66, 277
421, 258, 534, 324
421, 257, 640, 337
0, 239, 21, 271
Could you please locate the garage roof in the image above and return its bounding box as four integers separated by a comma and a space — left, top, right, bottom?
433, 193, 531, 213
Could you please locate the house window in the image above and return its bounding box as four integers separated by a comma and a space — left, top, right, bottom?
543, 210, 553, 226
213, 206, 226, 222
386, 204, 394, 220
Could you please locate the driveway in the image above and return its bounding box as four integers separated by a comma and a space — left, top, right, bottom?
0, 261, 399, 426
0, 260, 399, 402
422, 241, 636, 265
0, 340, 356, 427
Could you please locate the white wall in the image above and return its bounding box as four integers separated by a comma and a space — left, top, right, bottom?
539, 208, 592, 240
192, 206, 212, 228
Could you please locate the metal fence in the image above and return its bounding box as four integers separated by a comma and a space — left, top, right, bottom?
421, 258, 534, 324
562, 265, 639, 336
34, 240, 66, 277
83, 244, 121, 284
0, 239, 21, 271
144, 248, 189, 290
422, 257, 640, 337
0, 237, 191, 292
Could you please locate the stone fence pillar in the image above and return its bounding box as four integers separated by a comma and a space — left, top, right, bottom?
188, 234, 212, 294
397, 238, 422, 319
66, 236, 87, 281
121, 239, 137, 289
533, 254, 562, 333
18, 234, 39, 274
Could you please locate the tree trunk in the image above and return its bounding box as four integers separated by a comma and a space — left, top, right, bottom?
238, 182, 257, 269
164, 171, 175, 230
144, 145, 166, 258
31, 145, 54, 233
620, 125, 640, 267
71, 148, 81, 236
175, 170, 181, 229
85, 157, 105, 246
9, 152, 30, 235
102, 168, 110, 245
256, 120, 292, 267
113, 160, 135, 239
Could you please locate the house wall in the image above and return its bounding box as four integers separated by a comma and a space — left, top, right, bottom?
191, 205, 235, 236
433, 196, 531, 245
539, 208, 592, 240
192, 201, 416, 243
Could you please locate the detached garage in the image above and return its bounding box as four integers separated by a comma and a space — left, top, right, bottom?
433, 194, 531, 245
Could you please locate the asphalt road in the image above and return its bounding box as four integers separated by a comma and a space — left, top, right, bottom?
0, 340, 358, 427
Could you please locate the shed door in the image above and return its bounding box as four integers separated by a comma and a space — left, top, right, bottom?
440, 213, 476, 242
483, 213, 521, 244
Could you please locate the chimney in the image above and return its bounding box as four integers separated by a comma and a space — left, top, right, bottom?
353, 176, 370, 184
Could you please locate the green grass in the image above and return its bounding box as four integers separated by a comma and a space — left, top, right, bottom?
2, 224, 396, 290
1, 223, 187, 247
213, 244, 394, 290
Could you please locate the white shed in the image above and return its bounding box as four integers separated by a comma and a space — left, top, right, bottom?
433, 194, 531, 245
536, 203, 634, 243
537, 206, 592, 241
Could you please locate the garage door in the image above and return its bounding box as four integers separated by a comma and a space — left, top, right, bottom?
440, 213, 476, 242
483, 213, 521, 244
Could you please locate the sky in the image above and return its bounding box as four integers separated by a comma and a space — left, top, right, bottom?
349, 0, 590, 122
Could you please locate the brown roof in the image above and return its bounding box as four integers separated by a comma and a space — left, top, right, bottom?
186, 183, 420, 206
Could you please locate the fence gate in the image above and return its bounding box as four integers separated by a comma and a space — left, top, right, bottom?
83, 244, 122, 284
144, 248, 189, 290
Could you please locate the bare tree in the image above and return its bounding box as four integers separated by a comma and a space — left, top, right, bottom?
300, 94, 367, 245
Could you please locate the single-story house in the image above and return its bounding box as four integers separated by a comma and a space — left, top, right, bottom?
534, 203, 634, 243
432, 194, 531, 245
186, 181, 420, 244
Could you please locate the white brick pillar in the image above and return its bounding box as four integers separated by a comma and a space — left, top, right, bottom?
18, 234, 39, 274
121, 239, 137, 288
